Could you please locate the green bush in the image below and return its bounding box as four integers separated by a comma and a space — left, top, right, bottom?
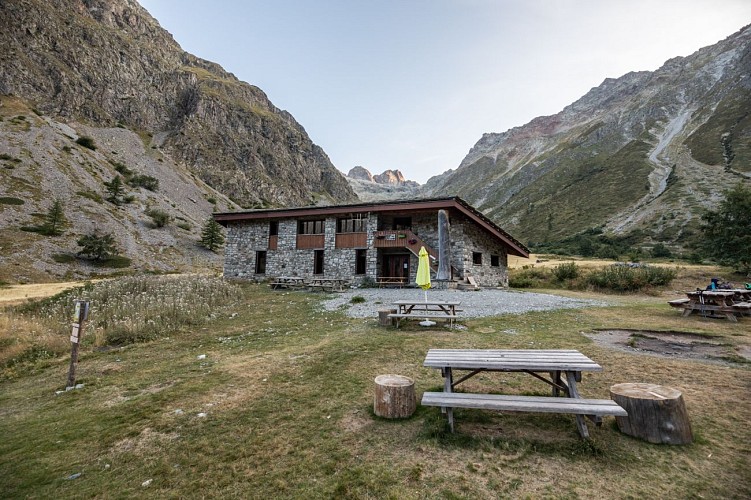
129, 174, 159, 191
552, 262, 580, 281
110, 160, 133, 177
0, 197, 24, 205
651, 243, 673, 258
586, 265, 677, 292
177, 222, 192, 231
74, 191, 100, 204
350, 295, 366, 304
509, 266, 549, 288
75, 136, 97, 150
145, 208, 171, 228
52, 253, 76, 264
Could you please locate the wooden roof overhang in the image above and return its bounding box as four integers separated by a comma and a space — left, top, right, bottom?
214, 196, 529, 257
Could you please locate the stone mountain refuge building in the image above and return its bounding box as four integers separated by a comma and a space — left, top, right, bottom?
214, 197, 529, 288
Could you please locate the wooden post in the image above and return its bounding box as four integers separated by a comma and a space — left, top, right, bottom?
374, 374, 416, 418
66, 300, 90, 389
610, 383, 693, 444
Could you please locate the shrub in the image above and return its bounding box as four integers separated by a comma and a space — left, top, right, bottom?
177, 222, 192, 231
651, 243, 673, 258
508, 266, 549, 288
129, 174, 159, 191
0, 197, 24, 205
552, 262, 580, 281
77, 232, 118, 261
359, 276, 376, 288
145, 208, 171, 228
76, 190, 103, 204
110, 160, 132, 177
52, 253, 76, 264
14, 275, 240, 349
104, 175, 126, 205
586, 265, 677, 292
75, 136, 97, 150
350, 295, 366, 304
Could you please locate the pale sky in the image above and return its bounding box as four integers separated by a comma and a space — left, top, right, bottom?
138, 1, 751, 183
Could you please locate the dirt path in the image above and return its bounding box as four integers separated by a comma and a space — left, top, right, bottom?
0, 281, 93, 305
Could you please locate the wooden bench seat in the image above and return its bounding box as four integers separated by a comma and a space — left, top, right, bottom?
387, 313, 458, 328
668, 298, 690, 308
421, 391, 627, 417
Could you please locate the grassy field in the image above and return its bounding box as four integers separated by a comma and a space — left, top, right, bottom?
1, 273, 749, 498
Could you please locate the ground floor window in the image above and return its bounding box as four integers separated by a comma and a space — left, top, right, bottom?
355, 249, 367, 275
490, 255, 500, 267
472, 252, 483, 265
314, 249, 324, 275
255, 250, 267, 274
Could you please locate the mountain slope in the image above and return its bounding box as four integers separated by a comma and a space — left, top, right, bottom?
0, 0, 356, 208
425, 25, 751, 249
0, 95, 235, 282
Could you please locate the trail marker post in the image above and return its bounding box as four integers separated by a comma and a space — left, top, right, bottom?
66, 300, 90, 389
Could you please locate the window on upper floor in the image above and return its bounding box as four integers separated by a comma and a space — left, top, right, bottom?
298, 219, 325, 235
491, 255, 500, 267
269, 221, 278, 236
337, 215, 366, 233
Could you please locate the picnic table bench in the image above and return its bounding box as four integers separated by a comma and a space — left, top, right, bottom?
421, 349, 627, 439
388, 300, 461, 327
269, 276, 306, 290
669, 289, 751, 322
376, 276, 408, 288
307, 277, 349, 292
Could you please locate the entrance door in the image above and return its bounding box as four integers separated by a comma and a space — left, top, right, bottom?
382, 254, 409, 282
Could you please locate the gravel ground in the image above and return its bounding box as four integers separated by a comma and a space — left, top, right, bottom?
322, 288, 609, 318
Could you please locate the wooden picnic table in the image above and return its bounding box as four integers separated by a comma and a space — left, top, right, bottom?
376, 276, 408, 288
389, 300, 461, 327
308, 277, 349, 292
421, 349, 627, 439
269, 276, 306, 290
669, 289, 751, 322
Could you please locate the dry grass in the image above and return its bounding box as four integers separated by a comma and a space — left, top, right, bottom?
0, 280, 96, 306
0, 273, 749, 498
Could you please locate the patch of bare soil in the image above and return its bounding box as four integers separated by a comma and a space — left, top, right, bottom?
584, 329, 749, 364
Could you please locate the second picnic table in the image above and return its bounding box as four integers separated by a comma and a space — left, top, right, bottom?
389, 300, 461, 327
669, 289, 751, 321
420, 348, 627, 438
308, 277, 349, 292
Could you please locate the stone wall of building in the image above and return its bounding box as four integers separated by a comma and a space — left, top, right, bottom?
223, 209, 510, 287
449, 214, 509, 287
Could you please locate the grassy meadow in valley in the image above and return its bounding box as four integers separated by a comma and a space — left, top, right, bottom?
0, 269, 749, 498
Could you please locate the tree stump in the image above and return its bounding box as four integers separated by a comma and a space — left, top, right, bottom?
374, 374, 416, 418
610, 383, 693, 444
378, 309, 396, 327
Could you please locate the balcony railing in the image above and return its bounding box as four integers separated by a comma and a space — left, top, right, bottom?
296, 234, 325, 249
335, 232, 367, 248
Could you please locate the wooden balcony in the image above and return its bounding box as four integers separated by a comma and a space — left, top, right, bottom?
296, 234, 325, 249
373, 230, 437, 259
335, 232, 367, 248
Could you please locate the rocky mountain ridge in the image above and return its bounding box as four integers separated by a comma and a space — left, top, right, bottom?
345, 166, 420, 202
425, 25, 751, 249
0, 0, 357, 209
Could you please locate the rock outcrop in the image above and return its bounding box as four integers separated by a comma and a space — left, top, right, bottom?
345, 166, 421, 202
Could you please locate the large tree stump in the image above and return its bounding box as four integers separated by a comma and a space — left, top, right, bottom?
374, 374, 416, 418
610, 383, 693, 444
378, 309, 396, 327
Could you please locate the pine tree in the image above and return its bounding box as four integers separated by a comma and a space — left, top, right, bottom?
41, 198, 66, 236
200, 217, 225, 252
77, 232, 118, 261
104, 175, 125, 205
700, 183, 751, 273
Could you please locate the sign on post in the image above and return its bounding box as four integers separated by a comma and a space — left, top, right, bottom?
66, 300, 90, 389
